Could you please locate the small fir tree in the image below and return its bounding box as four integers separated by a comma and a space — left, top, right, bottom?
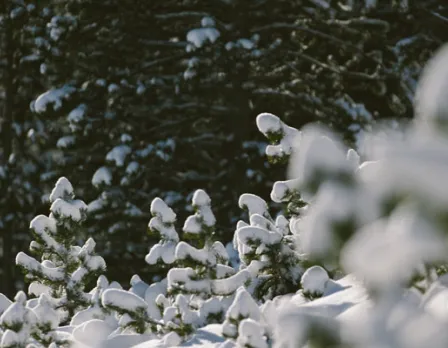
0, 291, 37, 348
15, 177, 106, 322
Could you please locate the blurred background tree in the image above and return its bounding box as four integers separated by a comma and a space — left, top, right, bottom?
0, 0, 53, 297
1, 0, 447, 296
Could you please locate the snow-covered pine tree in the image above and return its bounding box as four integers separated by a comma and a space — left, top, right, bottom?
0, 291, 37, 348
221, 286, 262, 342
166, 190, 247, 326
15, 177, 106, 323
102, 192, 252, 338
145, 197, 180, 276
266, 43, 448, 348
235, 194, 302, 300
101, 197, 180, 335
31, 293, 64, 346
70, 275, 121, 328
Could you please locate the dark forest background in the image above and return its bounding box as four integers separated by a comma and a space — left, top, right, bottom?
1, 0, 447, 297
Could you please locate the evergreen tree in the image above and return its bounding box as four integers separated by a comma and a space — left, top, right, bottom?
25, 0, 447, 291
15, 177, 106, 322
222, 286, 261, 342
0, 291, 37, 348
70, 275, 120, 328
0, 0, 51, 297
102, 191, 251, 339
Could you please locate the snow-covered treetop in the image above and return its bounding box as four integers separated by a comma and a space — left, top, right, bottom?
148, 197, 178, 242
183, 189, 216, 237
238, 194, 269, 219
150, 198, 176, 225
226, 287, 260, 322
146, 197, 179, 266
256, 113, 300, 163
49, 177, 74, 203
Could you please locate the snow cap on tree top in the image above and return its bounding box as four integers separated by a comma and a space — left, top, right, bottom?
239, 194, 269, 217
192, 189, 211, 207
227, 286, 260, 321
150, 197, 176, 224
97, 275, 109, 289
256, 113, 283, 135
14, 291, 27, 305
49, 177, 74, 203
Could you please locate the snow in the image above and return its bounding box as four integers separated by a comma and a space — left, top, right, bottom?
32, 294, 59, 329
49, 177, 74, 202
183, 190, 216, 235
108, 83, 120, 93
34, 85, 76, 113
201, 17, 215, 27
28, 282, 51, 297
106, 145, 132, 167
146, 243, 177, 265
10, 57, 448, 347
287, 125, 351, 191
0, 292, 37, 347
30, 214, 57, 235
184, 68, 197, 80
126, 161, 139, 175
87, 197, 106, 213
133, 324, 225, 348
102, 289, 148, 313
192, 189, 211, 207
342, 203, 447, 290
300, 266, 329, 296
72, 319, 115, 347
0, 294, 12, 316
16, 252, 64, 281
51, 198, 88, 222
346, 148, 360, 169
256, 113, 300, 160
238, 194, 269, 217
415, 44, 448, 129
270, 179, 300, 203
92, 167, 112, 187
237, 319, 267, 348
68, 104, 87, 124
236, 39, 255, 50
176, 242, 211, 265
168, 267, 211, 294
187, 28, 220, 48
130, 275, 149, 299
137, 84, 146, 95
1, 330, 19, 346
57, 135, 76, 148
334, 97, 373, 122
237, 226, 282, 246
150, 198, 177, 225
